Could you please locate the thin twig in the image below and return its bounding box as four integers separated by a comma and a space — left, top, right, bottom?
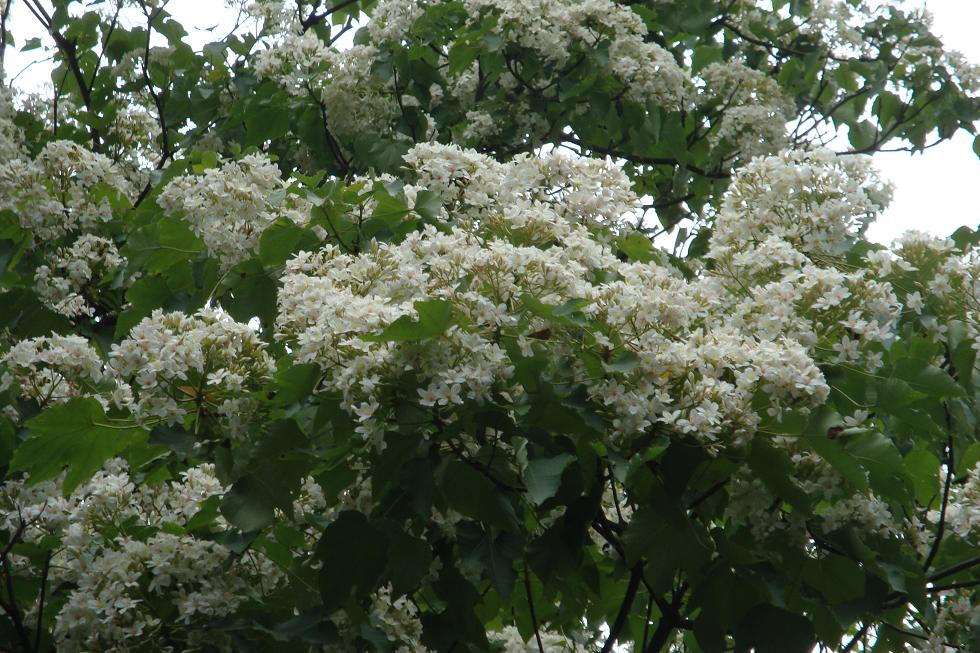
928, 554, 980, 584
923, 434, 954, 572
523, 561, 545, 653
34, 551, 51, 652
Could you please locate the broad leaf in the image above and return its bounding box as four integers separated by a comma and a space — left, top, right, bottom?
13, 398, 146, 493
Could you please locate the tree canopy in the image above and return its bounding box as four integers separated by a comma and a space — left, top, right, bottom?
0, 0, 979, 651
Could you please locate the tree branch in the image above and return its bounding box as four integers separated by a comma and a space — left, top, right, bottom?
600, 563, 643, 653
928, 554, 980, 584
923, 432, 953, 572
564, 137, 730, 180
523, 561, 545, 653
840, 623, 870, 653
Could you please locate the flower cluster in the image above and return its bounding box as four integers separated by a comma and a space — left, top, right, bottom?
0, 460, 280, 651
34, 234, 129, 319
875, 231, 980, 346
697, 61, 796, 159
910, 591, 980, 653
370, 584, 430, 652
253, 25, 397, 139
0, 85, 24, 162
106, 105, 160, 186
488, 625, 592, 652
157, 154, 311, 267
454, 0, 686, 107
726, 440, 901, 543
711, 147, 893, 256
0, 334, 131, 417
930, 462, 980, 541
109, 308, 276, 430
0, 140, 133, 241
253, 30, 333, 95
403, 142, 638, 236
278, 143, 833, 449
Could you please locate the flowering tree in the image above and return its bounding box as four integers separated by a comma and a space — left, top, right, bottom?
0, 0, 979, 651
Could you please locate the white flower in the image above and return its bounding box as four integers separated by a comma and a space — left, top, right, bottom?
158, 155, 310, 268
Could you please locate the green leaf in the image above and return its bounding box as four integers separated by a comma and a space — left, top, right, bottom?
874, 377, 924, 412
523, 453, 575, 505
259, 220, 316, 267
448, 40, 478, 76
847, 120, 877, 151
959, 442, 980, 476
0, 419, 15, 469
185, 496, 222, 533
747, 438, 813, 513
735, 604, 816, 653
273, 360, 319, 407
115, 264, 194, 337
624, 500, 713, 590
364, 299, 452, 342
844, 432, 911, 503
691, 45, 723, 72
687, 228, 712, 259
384, 528, 432, 597
12, 398, 146, 493
412, 189, 443, 222
316, 511, 388, 611
891, 359, 965, 398
123, 217, 204, 273
806, 437, 869, 492
485, 532, 521, 600
245, 97, 291, 146
616, 232, 660, 263
805, 555, 865, 604
221, 420, 312, 531
442, 460, 518, 531
605, 350, 639, 373
223, 261, 278, 328
905, 446, 940, 506
220, 476, 277, 532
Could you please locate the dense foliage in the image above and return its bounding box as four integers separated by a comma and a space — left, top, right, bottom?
0, 0, 979, 651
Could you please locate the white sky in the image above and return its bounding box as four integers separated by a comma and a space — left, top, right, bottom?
866, 0, 980, 245
3, 0, 978, 246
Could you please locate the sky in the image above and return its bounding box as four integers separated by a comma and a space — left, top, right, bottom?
2, 0, 978, 246
864, 0, 980, 245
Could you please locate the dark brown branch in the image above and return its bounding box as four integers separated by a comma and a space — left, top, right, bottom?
300, 0, 361, 31
600, 563, 644, 653
720, 19, 879, 64
641, 593, 653, 652
89, 4, 121, 91
564, 137, 730, 180
643, 587, 690, 653
928, 554, 980, 584
140, 5, 173, 168
643, 194, 695, 211
840, 623, 870, 653
930, 579, 980, 592
0, 518, 32, 653
25, 0, 101, 150
923, 433, 953, 572
312, 94, 351, 176
523, 562, 545, 653
687, 479, 728, 510
34, 551, 51, 652
0, 0, 11, 73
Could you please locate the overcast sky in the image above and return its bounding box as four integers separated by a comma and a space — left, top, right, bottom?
865, 0, 980, 245
3, 0, 978, 246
